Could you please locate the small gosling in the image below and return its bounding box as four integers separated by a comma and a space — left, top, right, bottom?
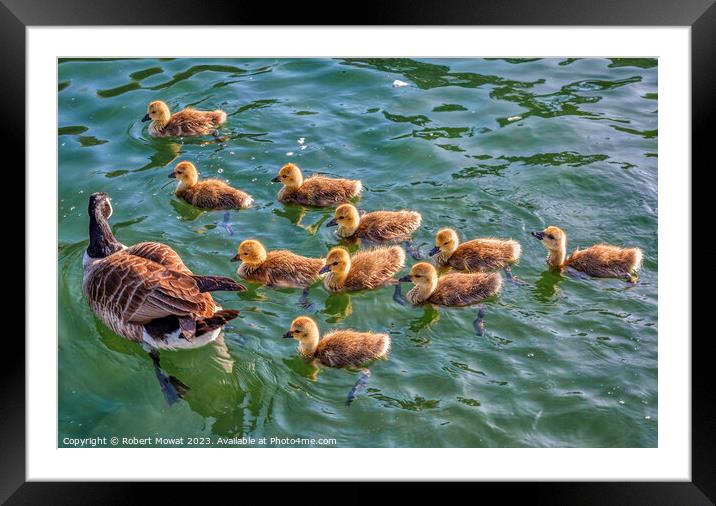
431, 228, 522, 281
283, 316, 390, 405
532, 226, 643, 282
319, 246, 405, 293
169, 161, 253, 210
142, 100, 227, 137
395, 262, 502, 336
272, 163, 362, 207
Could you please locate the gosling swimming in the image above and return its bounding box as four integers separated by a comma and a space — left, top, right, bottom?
272, 163, 362, 207
532, 226, 643, 282
430, 228, 522, 281
327, 203, 422, 258
320, 246, 405, 292
169, 161, 253, 210
231, 239, 325, 308
395, 262, 502, 336
283, 316, 390, 405
142, 100, 227, 137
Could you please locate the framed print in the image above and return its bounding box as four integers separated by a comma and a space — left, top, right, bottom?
5, 0, 713, 502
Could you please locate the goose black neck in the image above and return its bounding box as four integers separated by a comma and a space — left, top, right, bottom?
87, 207, 122, 259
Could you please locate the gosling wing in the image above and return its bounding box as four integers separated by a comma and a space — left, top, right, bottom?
567, 244, 641, 278
428, 272, 502, 307
358, 211, 421, 242
317, 331, 389, 368
345, 247, 405, 290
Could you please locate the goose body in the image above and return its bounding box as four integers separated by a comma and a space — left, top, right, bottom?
232, 240, 325, 288
284, 317, 390, 369
143, 100, 226, 137
532, 226, 643, 282
82, 193, 245, 350
328, 203, 422, 243
170, 161, 252, 210
431, 228, 521, 272
320, 246, 405, 292
272, 163, 362, 207
400, 262, 502, 307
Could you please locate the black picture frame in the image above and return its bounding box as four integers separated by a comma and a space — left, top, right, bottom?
4, 0, 712, 502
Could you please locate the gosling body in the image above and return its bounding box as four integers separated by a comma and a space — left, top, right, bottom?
232, 240, 325, 288
402, 263, 502, 307
320, 246, 405, 292
169, 161, 252, 210
273, 163, 362, 207
143, 100, 227, 137
328, 203, 422, 243
532, 226, 643, 281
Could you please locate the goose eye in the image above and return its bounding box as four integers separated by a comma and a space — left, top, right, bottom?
443, 242, 449, 245
547, 234, 554, 239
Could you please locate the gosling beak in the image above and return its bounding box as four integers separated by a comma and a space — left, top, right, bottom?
282, 331, 293, 339
531, 231, 545, 240
230, 254, 241, 262
142, 114, 151, 122
167, 171, 176, 179
318, 264, 331, 274
326, 218, 338, 227
428, 246, 440, 256
271, 176, 280, 183
398, 275, 412, 283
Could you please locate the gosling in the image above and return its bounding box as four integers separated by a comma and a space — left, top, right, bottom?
395, 262, 502, 336
272, 163, 362, 207
532, 226, 643, 282
283, 316, 390, 405
430, 228, 522, 282
231, 239, 325, 308
319, 246, 405, 293
142, 100, 227, 137
169, 161, 253, 210
327, 203, 423, 258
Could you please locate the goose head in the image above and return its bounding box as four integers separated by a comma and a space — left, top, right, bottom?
232, 239, 267, 265
169, 161, 199, 188
430, 228, 459, 257
319, 247, 351, 277
143, 100, 171, 126
327, 203, 360, 236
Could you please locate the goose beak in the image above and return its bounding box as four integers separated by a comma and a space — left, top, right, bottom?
271, 176, 280, 183
282, 331, 293, 339
142, 114, 151, 122
398, 275, 412, 283
230, 254, 241, 262
326, 218, 338, 227
318, 264, 331, 274
167, 171, 176, 179
531, 231, 545, 240
428, 246, 440, 256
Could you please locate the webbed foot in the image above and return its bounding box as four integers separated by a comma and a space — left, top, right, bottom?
473, 307, 486, 336
298, 287, 317, 312
393, 283, 407, 306
346, 369, 371, 406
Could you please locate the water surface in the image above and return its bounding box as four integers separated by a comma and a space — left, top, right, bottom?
58, 58, 657, 448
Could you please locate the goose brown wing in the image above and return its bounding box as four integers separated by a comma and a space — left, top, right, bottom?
124, 242, 192, 275
86, 254, 213, 324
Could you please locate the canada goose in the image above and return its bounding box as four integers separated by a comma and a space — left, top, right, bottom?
272, 163, 362, 207
430, 228, 522, 282
319, 246, 405, 292
531, 226, 643, 282
326, 203, 423, 258
283, 316, 390, 405
82, 192, 246, 403
231, 239, 325, 309
169, 161, 253, 210
142, 100, 227, 137
394, 262, 502, 336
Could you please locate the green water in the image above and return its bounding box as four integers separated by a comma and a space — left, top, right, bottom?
58, 58, 657, 448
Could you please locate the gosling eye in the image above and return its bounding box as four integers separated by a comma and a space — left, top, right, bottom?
547, 234, 554, 240
443, 242, 449, 245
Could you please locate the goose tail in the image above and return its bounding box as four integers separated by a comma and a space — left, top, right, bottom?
195, 309, 240, 336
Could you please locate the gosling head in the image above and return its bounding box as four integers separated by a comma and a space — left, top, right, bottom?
88, 191, 113, 220
283, 316, 320, 342
168, 161, 199, 187
271, 163, 303, 188
430, 228, 460, 257
319, 247, 351, 276
143, 100, 171, 125
399, 262, 438, 288
327, 203, 360, 235
232, 239, 267, 265
531, 225, 566, 252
